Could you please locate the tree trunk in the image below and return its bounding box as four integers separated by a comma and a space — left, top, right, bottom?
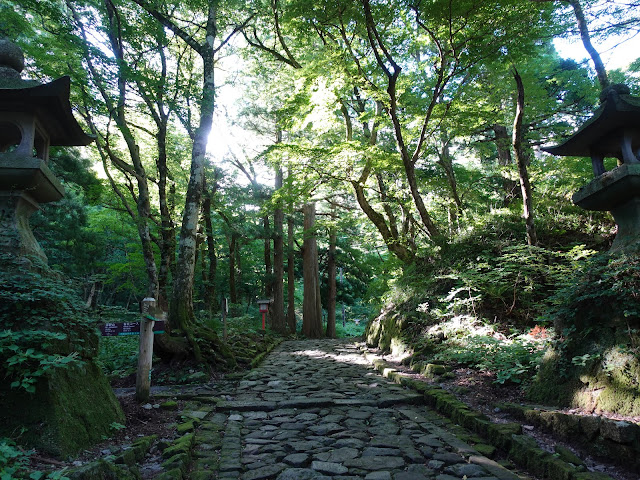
436, 137, 463, 226
229, 233, 238, 304
272, 167, 286, 333
302, 203, 323, 338
263, 216, 272, 298
97, 1, 159, 299
326, 214, 337, 338
493, 123, 519, 206
168, 4, 218, 360
287, 212, 296, 333
512, 68, 538, 246
157, 121, 175, 302
567, 0, 609, 91
202, 183, 217, 313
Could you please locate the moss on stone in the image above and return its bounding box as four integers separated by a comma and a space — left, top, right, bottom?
474, 443, 497, 457
67, 459, 138, 480
154, 468, 184, 480
554, 445, 584, 466
162, 433, 195, 459
545, 457, 577, 480
0, 361, 124, 457
160, 401, 178, 410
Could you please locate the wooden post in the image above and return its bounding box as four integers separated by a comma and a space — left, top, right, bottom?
136, 297, 155, 402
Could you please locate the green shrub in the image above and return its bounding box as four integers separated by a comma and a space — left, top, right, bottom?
433, 329, 551, 384
0, 255, 97, 394
0, 437, 70, 479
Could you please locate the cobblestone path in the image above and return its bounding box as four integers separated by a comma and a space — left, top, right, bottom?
189, 339, 523, 480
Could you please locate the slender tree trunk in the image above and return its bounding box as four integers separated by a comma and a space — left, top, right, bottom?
437, 137, 463, 221
99, 1, 159, 299
512, 68, 537, 246
302, 203, 323, 338
326, 214, 337, 338
493, 123, 519, 206
157, 122, 175, 301
202, 183, 217, 312
229, 233, 238, 304
566, 0, 609, 91
287, 212, 296, 333
263, 216, 272, 298
272, 166, 286, 333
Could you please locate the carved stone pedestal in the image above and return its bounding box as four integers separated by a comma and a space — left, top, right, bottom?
573, 164, 640, 252
0, 193, 47, 263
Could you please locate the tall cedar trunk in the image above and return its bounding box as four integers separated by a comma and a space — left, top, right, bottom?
287, 212, 296, 332
263, 216, 272, 298
169, 3, 218, 356
326, 215, 337, 338
202, 183, 217, 312
272, 167, 286, 333
512, 68, 538, 246
302, 203, 323, 338
229, 233, 238, 304
567, 0, 609, 91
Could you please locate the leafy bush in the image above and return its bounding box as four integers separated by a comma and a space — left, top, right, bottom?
0, 255, 96, 394
432, 328, 551, 384
431, 244, 595, 326
97, 336, 139, 381
0, 437, 69, 479
544, 252, 640, 332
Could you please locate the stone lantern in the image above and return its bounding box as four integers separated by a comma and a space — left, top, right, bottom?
543, 84, 640, 252
0, 39, 125, 458
0, 38, 92, 265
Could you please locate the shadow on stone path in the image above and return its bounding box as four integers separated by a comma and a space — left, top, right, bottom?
187, 339, 524, 480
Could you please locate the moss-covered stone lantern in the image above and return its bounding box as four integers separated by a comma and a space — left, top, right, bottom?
543, 84, 640, 252
0, 38, 92, 264
0, 39, 125, 458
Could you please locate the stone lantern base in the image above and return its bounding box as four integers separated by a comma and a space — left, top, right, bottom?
0, 192, 48, 264
573, 164, 640, 252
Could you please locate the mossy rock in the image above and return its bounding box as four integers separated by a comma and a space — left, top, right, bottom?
554, 445, 584, 466
160, 401, 179, 410
474, 443, 497, 457
67, 459, 138, 480
154, 468, 184, 480
0, 360, 124, 457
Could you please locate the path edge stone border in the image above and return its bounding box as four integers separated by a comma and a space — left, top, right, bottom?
362, 351, 614, 480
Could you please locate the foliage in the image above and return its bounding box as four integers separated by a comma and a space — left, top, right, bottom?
431, 326, 551, 385
334, 320, 367, 338
98, 336, 138, 382
0, 437, 69, 480
0, 256, 96, 394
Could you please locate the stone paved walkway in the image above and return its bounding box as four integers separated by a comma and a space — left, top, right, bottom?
188, 339, 523, 480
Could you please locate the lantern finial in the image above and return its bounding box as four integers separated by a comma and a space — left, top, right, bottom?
0, 38, 25, 82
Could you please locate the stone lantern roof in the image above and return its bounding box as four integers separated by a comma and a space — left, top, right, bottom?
0, 38, 93, 146
542, 84, 640, 176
